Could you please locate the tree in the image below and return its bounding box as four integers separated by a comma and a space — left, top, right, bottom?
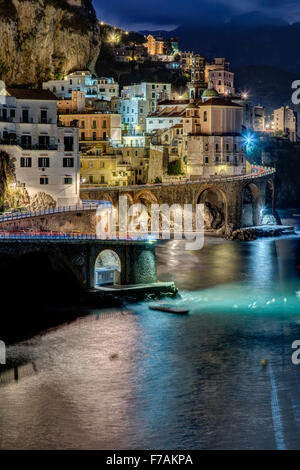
167, 160, 182, 175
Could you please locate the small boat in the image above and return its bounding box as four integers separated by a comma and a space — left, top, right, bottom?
149, 304, 189, 315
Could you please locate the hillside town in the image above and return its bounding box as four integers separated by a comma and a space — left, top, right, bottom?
0, 29, 297, 210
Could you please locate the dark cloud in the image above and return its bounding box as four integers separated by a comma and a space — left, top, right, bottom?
93, 0, 300, 29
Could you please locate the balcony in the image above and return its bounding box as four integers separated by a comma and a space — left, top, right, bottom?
38, 118, 53, 124
0, 139, 17, 146
19, 118, 34, 124
80, 137, 110, 142
21, 144, 58, 151
0, 117, 14, 123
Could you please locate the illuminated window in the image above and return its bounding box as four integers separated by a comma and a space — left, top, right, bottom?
38, 157, 49, 168
63, 158, 74, 167
20, 157, 32, 168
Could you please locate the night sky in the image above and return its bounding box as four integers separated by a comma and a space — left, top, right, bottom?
93, 0, 300, 31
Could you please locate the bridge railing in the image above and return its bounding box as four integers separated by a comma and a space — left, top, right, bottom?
0, 231, 155, 241
0, 201, 112, 223
81, 166, 276, 192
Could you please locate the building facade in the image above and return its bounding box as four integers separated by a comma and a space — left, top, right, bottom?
80, 145, 149, 187
43, 72, 119, 102
58, 112, 122, 147
0, 82, 80, 207
120, 96, 149, 133
183, 97, 246, 178
274, 106, 297, 142
121, 82, 171, 114
146, 35, 164, 56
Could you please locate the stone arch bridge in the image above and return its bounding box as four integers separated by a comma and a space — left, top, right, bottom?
0, 238, 158, 291
80, 166, 276, 234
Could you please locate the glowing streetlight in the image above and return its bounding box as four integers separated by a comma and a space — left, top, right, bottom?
108, 32, 120, 45
242, 92, 248, 100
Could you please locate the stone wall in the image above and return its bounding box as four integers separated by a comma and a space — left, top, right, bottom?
0, 210, 96, 233
0, 0, 101, 85
0, 238, 158, 289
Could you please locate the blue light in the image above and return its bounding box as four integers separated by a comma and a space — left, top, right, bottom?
242, 131, 258, 155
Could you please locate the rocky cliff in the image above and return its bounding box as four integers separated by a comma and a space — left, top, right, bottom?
0, 0, 101, 85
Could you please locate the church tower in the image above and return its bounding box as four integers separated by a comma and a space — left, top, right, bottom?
188, 55, 206, 100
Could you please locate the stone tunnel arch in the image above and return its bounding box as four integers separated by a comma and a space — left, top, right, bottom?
242, 183, 261, 227
94, 249, 121, 287
197, 186, 227, 231
133, 191, 159, 230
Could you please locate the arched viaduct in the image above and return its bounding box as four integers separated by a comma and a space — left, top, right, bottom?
80, 166, 276, 235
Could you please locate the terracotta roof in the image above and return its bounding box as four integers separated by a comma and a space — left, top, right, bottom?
7, 88, 57, 101
171, 124, 183, 128
199, 98, 242, 107
158, 99, 189, 105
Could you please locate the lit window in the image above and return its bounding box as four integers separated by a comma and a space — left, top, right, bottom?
40, 177, 48, 185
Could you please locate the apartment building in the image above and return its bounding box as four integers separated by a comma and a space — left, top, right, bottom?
43, 71, 119, 101
58, 112, 122, 147
0, 81, 80, 206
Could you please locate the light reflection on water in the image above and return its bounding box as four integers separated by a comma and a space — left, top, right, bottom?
1, 210, 300, 449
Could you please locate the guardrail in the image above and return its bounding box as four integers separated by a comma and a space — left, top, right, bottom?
0, 232, 99, 240
0, 231, 155, 242
0, 201, 111, 223
81, 165, 276, 192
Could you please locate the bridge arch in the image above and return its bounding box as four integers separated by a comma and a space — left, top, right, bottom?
133, 191, 159, 230
120, 192, 134, 205
242, 183, 261, 227
94, 249, 121, 287
134, 190, 159, 206
97, 193, 113, 204
196, 186, 227, 231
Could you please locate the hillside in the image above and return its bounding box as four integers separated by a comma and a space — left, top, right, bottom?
233, 65, 297, 112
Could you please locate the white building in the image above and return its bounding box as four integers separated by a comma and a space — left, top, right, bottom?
121, 82, 171, 114
43, 71, 119, 102
0, 82, 80, 207
120, 96, 149, 133
146, 106, 186, 134
123, 134, 146, 147
274, 106, 297, 142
